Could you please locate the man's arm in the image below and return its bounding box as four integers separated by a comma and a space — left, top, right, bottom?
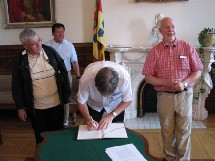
174, 70, 202, 91
78, 103, 91, 123
182, 70, 202, 85
72, 61, 81, 78
78, 103, 98, 130
108, 101, 132, 120
12, 55, 28, 122
98, 100, 132, 130
145, 75, 175, 87
146, 70, 202, 91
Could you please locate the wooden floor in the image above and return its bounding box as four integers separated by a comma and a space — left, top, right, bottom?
0, 110, 215, 161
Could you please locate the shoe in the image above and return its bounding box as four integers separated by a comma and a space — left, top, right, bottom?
64, 120, 69, 127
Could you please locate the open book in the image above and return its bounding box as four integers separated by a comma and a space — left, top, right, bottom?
77, 123, 128, 140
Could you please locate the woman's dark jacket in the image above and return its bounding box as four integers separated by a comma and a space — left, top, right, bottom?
12, 44, 71, 117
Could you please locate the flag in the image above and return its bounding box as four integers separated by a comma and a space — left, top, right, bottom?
93, 0, 106, 61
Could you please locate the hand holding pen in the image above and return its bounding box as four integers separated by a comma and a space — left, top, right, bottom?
87, 116, 98, 131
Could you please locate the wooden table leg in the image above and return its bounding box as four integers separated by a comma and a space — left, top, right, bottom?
0, 130, 3, 145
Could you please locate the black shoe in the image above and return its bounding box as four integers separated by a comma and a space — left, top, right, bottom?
161, 158, 167, 161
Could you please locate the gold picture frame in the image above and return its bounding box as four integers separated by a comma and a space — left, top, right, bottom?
1, 0, 55, 29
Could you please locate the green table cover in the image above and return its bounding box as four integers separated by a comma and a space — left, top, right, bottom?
35, 126, 158, 161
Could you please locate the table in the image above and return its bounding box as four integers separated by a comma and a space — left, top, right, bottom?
35, 126, 159, 161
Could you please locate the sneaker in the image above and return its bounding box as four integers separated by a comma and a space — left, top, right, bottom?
64, 120, 69, 127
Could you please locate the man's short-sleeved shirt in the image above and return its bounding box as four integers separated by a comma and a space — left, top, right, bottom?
45, 39, 77, 71
142, 40, 203, 91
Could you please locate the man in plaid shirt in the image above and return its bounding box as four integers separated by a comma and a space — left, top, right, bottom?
142, 17, 203, 161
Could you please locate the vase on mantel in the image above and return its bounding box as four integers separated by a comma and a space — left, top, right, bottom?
205, 33, 215, 47
198, 28, 215, 47
211, 33, 215, 46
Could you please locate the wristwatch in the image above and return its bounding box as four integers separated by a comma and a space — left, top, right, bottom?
112, 112, 117, 118
184, 82, 188, 89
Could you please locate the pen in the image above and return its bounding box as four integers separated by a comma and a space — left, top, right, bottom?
90, 116, 98, 130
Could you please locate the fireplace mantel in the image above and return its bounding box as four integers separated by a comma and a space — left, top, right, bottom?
106, 46, 215, 121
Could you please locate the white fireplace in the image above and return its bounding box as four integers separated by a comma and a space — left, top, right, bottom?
106, 46, 215, 121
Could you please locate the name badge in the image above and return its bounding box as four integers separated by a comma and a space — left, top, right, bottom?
180, 56, 187, 59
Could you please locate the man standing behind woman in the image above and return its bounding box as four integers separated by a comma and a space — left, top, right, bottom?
143, 17, 203, 161
45, 23, 81, 127
12, 28, 71, 145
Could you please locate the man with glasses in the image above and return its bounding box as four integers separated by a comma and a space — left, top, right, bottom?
12, 28, 71, 145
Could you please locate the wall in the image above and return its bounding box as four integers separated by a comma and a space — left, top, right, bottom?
0, 0, 215, 47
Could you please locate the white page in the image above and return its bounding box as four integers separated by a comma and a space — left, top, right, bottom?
102, 123, 128, 138
105, 144, 147, 161
77, 123, 128, 140
77, 125, 102, 140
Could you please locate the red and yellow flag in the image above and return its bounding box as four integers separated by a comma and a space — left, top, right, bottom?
93, 0, 106, 61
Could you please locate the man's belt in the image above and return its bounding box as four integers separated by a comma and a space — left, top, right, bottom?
163, 88, 188, 94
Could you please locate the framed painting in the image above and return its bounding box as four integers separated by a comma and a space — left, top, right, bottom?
1, 0, 55, 29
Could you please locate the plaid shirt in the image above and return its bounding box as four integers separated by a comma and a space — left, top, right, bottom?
142, 39, 203, 91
